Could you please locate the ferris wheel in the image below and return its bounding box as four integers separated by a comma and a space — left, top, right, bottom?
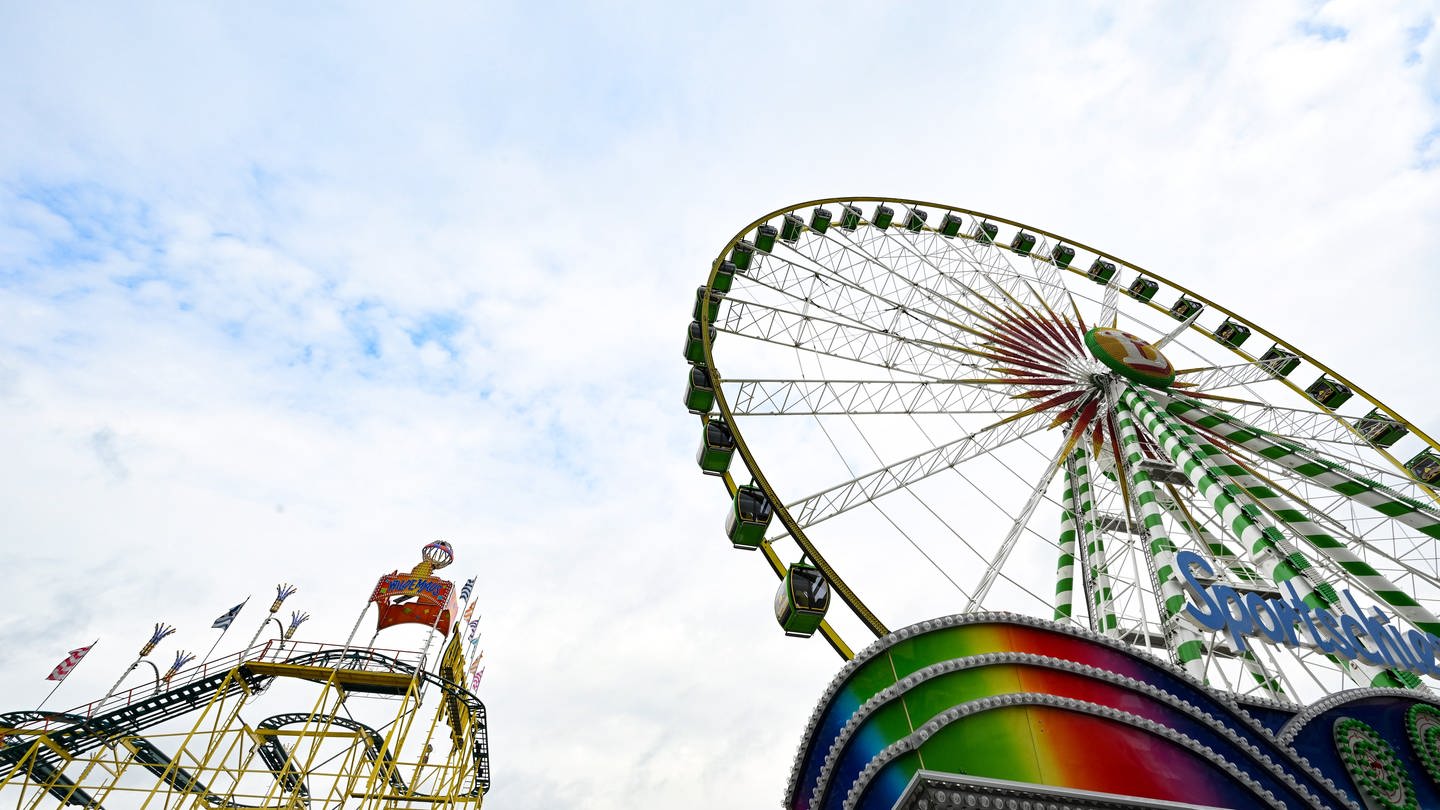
685, 197, 1440, 705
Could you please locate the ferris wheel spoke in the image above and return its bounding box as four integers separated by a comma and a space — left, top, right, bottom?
965, 441, 1070, 613
845, 221, 1073, 339
1097, 272, 1121, 328
1162, 394, 1440, 541
1152, 302, 1204, 350
1180, 396, 1368, 451
1174, 358, 1293, 394
1228, 461, 1440, 592
766, 231, 985, 343
734, 266, 967, 351
781, 413, 1053, 530
1216, 451, 1440, 634
718, 298, 975, 380
720, 379, 1028, 417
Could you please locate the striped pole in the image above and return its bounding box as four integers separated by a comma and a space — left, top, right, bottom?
1163, 498, 1261, 583
1073, 444, 1118, 635
1160, 494, 1284, 695
1225, 458, 1440, 637
1111, 396, 1206, 678
1158, 394, 1440, 541
1055, 452, 1081, 621
1121, 383, 1403, 689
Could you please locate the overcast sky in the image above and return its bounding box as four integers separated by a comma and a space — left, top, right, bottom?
2, 2, 1439, 808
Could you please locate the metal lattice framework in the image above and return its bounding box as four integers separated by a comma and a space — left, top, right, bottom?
687, 197, 1440, 702
0, 637, 490, 809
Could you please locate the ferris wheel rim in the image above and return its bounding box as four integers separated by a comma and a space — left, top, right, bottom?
697, 196, 1440, 670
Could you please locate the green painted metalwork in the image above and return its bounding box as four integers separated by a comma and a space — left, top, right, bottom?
774, 562, 829, 637
726, 484, 773, 549
1128, 276, 1158, 302
1307, 376, 1354, 409
697, 418, 735, 476
684, 366, 715, 415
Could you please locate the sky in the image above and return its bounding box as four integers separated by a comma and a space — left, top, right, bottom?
1, 1, 1439, 807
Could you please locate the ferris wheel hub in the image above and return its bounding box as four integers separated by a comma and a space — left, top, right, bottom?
1082, 327, 1176, 389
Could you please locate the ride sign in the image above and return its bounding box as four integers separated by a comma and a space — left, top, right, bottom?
1177, 550, 1440, 678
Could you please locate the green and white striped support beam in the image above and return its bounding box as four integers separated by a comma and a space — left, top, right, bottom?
1111, 396, 1207, 678
1221, 454, 1440, 638
1163, 500, 1262, 584
1158, 497, 1284, 696
1073, 445, 1118, 635
1120, 383, 1404, 689
1055, 453, 1081, 621
1159, 393, 1440, 541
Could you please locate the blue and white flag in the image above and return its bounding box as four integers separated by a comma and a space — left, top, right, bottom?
459, 576, 476, 602
212, 600, 246, 630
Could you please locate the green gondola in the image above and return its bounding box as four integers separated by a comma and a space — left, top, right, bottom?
1170, 296, 1203, 321
693, 286, 725, 324
726, 484, 772, 549
1406, 450, 1440, 484
839, 204, 862, 231
810, 207, 833, 234
684, 320, 714, 365
755, 225, 778, 254
731, 239, 756, 272
1306, 375, 1353, 409
904, 208, 927, 233
710, 260, 736, 293
1213, 319, 1250, 348
1088, 259, 1116, 284
696, 418, 736, 476
774, 562, 830, 637
939, 212, 963, 237
781, 213, 805, 243
1260, 345, 1300, 377
1051, 244, 1075, 268
1010, 231, 1035, 256
975, 221, 998, 244
1353, 408, 1408, 448
684, 366, 715, 414
1128, 277, 1158, 302
872, 204, 894, 230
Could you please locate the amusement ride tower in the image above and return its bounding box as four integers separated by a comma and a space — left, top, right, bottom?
687, 198, 1440, 809
0, 541, 491, 809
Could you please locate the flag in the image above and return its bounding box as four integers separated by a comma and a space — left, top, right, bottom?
459, 576, 476, 602
46, 644, 95, 682
470, 666, 485, 690
461, 600, 476, 623
212, 600, 246, 630
467, 619, 480, 637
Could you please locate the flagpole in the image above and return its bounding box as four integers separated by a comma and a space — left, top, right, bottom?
198, 596, 250, 669
35, 638, 98, 711
95, 625, 174, 715
244, 585, 296, 661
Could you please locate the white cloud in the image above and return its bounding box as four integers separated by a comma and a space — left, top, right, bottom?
1, 2, 1438, 808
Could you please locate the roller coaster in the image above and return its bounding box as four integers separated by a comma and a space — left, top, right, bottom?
1, 542, 491, 809
0, 639, 489, 809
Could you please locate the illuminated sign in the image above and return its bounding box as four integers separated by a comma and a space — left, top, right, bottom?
1177, 550, 1440, 677
371, 574, 452, 604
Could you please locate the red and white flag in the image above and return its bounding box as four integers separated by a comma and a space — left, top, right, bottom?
46, 644, 95, 682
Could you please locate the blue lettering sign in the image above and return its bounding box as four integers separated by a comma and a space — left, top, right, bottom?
1173, 550, 1440, 678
